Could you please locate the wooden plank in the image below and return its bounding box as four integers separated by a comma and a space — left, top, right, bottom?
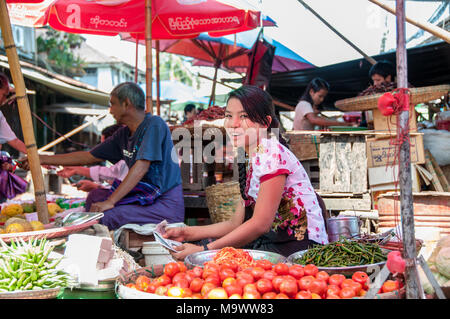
319, 136, 335, 192
351, 137, 368, 193
285, 130, 424, 136
334, 135, 351, 193
322, 193, 372, 211
427, 149, 450, 192
424, 150, 444, 192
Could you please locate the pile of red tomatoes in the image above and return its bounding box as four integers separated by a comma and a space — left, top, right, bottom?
125, 260, 400, 299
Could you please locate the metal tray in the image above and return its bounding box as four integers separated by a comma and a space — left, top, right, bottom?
185, 249, 286, 268
286, 249, 390, 277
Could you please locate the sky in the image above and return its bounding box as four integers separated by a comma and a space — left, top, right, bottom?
82, 0, 445, 96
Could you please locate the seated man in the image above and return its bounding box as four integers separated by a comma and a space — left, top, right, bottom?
20, 82, 185, 230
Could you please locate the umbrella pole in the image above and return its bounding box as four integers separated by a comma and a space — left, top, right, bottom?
0, 0, 49, 223
156, 40, 161, 116
135, 37, 139, 83
396, 0, 420, 299
209, 62, 219, 107
145, 0, 153, 114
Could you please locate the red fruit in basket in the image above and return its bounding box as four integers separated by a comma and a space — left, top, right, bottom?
339, 287, 356, 299
274, 263, 289, 276
272, 276, 285, 292
172, 272, 187, 283
329, 274, 346, 287
352, 271, 370, 288
256, 278, 273, 294
135, 275, 151, 292
279, 279, 298, 297
251, 267, 265, 281
224, 284, 242, 297
315, 271, 330, 283
298, 275, 315, 291
164, 262, 180, 278
201, 282, 217, 297
381, 280, 399, 293
173, 278, 190, 289
155, 285, 169, 296
326, 284, 341, 297
219, 267, 236, 281
256, 259, 273, 271
177, 261, 188, 273
308, 279, 327, 296
303, 264, 318, 277
262, 292, 277, 299
262, 270, 277, 282
189, 278, 204, 293
147, 281, 160, 293
155, 274, 171, 286
192, 266, 203, 278
295, 291, 312, 299
204, 274, 221, 287
236, 272, 254, 287
288, 265, 305, 279
349, 281, 362, 295
275, 293, 289, 299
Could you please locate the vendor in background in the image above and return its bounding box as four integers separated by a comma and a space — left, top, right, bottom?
369, 60, 395, 86
164, 86, 328, 259
19, 82, 184, 230
293, 78, 348, 130
56, 124, 126, 192
183, 103, 197, 123
0, 72, 27, 154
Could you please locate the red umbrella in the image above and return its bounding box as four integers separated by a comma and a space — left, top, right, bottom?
7, 0, 262, 113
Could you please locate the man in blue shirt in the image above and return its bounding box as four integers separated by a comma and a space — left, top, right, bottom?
20, 82, 185, 230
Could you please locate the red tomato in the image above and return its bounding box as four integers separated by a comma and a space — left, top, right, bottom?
184, 271, 195, 284
279, 279, 298, 297
251, 267, 266, 281
155, 274, 171, 286
207, 287, 228, 299
243, 283, 258, 294
295, 291, 312, 299
201, 282, 217, 297
177, 261, 187, 273
204, 275, 220, 287
381, 280, 399, 293
222, 277, 237, 288
155, 285, 168, 296
352, 271, 370, 289
262, 292, 277, 299
173, 278, 189, 289
339, 287, 356, 299
303, 264, 319, 277
326, 294, 341, 299
147, 281, 160, 293
242, 267, 254, 275
183, 288, 193, 297
192, 266, 203, 278
273, 263, 290, 276
163, 262, 180, 278
172, 272, 187, 283
275, 293, 290, 299
349, 281, 362, 295
272, 276, 286, 292
341, 279, 356, 290
297, 275, 315, 291
224, 284, 242, 297
243, 290, 261, 299
219, 268, 236, 281
308, 279, 327, 296
135, 275, 151, 292
221, 262, 239, 273
315, 271, 330, 283
289, 265, 305, 279
192, 293, 203, 299
189, 278, 204, 293
202, 268, 219, 280
326, 284, 341, 297
256, 278, 274, 295
236, 272, 254, 287
256, 259, 273, 271
262, 270, 277, 282
329, 274, 346, 287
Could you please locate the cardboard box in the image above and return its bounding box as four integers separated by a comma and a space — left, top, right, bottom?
366, 135, 425, 168
372, 107, 417, 137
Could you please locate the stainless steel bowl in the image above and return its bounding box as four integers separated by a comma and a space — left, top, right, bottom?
185, 249, 286, 268
286, 249, 390, 277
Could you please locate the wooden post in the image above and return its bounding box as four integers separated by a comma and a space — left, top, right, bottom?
209, 63, 220, 107
296, 0, 377, 65
156, 40, 161, 116
396, 0, 420, 299
0, 0, 49, 223
145, 0, 153, 114
134, 37, 139, 83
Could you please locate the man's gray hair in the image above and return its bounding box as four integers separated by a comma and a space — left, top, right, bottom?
110, 82, 145, 110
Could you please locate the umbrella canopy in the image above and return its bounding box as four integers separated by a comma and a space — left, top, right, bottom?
122, 28, 315, 74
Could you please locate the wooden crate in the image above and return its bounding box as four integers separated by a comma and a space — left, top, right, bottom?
285, 132, 320, 161
372, 107, 417, 138
302, 159, 320, 190
319, 135, 367, 194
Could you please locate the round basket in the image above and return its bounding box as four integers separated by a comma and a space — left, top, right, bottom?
205, 181, 241, 224
0, 287, 61, 299
335, 84, 450, 112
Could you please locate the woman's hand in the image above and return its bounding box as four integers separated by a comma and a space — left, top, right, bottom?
163, 226, 191, 242
57, 167, 79, 178
75, 180, 100, 192
90, 199, 115, 212
170, 243, 203, 261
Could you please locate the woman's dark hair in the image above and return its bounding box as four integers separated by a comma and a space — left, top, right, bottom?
299, 77, 330, 105
227, 85, 289, 201
184, 103, 196, 114
369, 60, 395, 81
101, 124, 124, 139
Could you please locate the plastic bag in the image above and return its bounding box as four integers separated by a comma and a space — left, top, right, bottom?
0, 155, 27, 199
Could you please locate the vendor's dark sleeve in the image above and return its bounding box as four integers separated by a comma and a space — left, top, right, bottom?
90, 129, 125, 164
135, 119, 166, 162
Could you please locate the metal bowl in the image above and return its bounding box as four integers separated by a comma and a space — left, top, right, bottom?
286, 249, 390, 277
185, 249, 286, 268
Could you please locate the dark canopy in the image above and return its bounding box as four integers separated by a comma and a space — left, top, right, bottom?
268, 41, 450, 110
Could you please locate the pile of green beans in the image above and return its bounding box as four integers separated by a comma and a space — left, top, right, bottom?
293, 238, 387, 267
0, 237, 75, 292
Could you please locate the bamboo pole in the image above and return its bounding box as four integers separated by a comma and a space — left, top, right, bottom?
395, 0, 420, 299
208, 63, 219, 107
38, 113, 107, 153
155, 40, 161, 116
369, 0, 450, 44
145, 0, 153, 114
134, 37, 139, 83
0, 0, 49, 223
296, 0, 377, 65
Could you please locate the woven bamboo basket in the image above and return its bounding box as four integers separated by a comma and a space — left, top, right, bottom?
0, 287, 61, 299
205, 181, 241, 224
335, 84, 450, 112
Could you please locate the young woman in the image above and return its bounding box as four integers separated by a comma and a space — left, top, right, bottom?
293, 77, 347, 130
164, 85, 328, 259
